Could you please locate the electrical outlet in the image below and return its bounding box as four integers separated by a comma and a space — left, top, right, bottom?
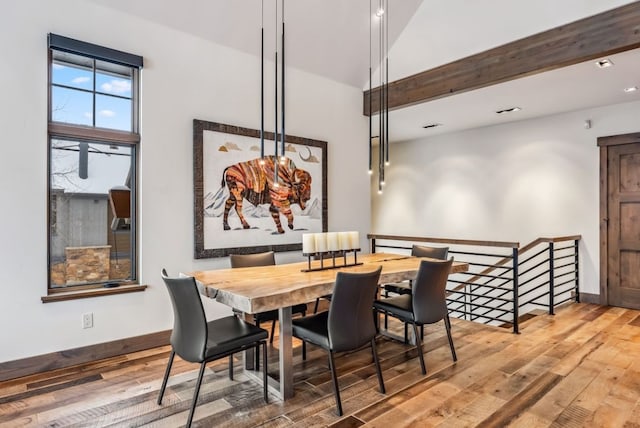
82, 313, 93, 329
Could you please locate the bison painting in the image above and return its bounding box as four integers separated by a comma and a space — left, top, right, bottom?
221, 156, 312, 234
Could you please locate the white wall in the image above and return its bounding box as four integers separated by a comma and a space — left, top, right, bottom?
0, 0, 369, 363
372, 100, 640, 295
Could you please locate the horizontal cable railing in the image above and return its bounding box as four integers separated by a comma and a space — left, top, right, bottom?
368, 234, 581, 333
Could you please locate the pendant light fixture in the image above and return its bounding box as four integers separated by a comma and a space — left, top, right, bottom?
280, 0, 286, 165
273, 0, 280, 187
259, 0, 286, 185
369, 0, 389, 194
260, 0, 265, 164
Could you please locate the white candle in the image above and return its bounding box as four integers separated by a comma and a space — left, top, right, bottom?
315, 233, 328, 253
327, 232, 340, 252
349, 231, 360, 250
338, 232, 351, 250
302, 233, 316, 254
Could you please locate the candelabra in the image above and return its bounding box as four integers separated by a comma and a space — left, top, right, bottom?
301, 231, 362, 272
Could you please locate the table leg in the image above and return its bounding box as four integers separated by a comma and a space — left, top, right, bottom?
241, 312, 256, 370
278, 306, 294, 399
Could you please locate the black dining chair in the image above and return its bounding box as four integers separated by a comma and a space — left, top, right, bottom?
158, 269, 269, 428
382, 244, 449, 341
383, 245, 449, 296
374, 258, 456, 375
230, 251, 308, 366
292, 267, 385, 416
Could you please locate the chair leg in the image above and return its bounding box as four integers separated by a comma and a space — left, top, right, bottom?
373, 309, 380, 334
313, 298, 320, 314
384, 290, 389, 330
270, 320, 276, 344
327, 351, 343, 416
444, 315, 457, 362
412, 322, 426, 375
371, 338, 385, 394
228, 355, 234, 380
302, 340, 307, 360
262, 341, 269, 403
255, 321, 261, 371
404, 322, 409, 344
187, 362, 207, 428
421, 324, 424, 340
157, 350, 175, 405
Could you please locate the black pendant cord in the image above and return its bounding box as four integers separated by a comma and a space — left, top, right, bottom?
274, 51, 279, 184
381, 0, 384, 188
369, 65, 373, 174
368, 0, 373, 174
385, 0, 390, 166
385, 58, 389, 166
260, 0, 265, 161
281, 10, 285, 162
381, 10, 385, 173
378, 0, 384, 191
273, 0, 279, 185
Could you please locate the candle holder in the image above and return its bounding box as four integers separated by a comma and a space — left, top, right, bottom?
301, 248, 363, 272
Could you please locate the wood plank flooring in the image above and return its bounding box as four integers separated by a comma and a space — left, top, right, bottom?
1, 303, 639, 427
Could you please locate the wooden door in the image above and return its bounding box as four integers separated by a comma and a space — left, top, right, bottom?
600, 133, 640, 309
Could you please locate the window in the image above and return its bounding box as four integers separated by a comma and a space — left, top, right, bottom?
47, 34, 142, 292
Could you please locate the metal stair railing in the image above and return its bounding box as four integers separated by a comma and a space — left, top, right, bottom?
368, 234, 581, 333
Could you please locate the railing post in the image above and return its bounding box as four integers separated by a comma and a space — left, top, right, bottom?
371, 238, 376, 254
465, 284, 469, 321
512, 247, 519, 334
574, 239, 580, 303
548, 242, 555, 315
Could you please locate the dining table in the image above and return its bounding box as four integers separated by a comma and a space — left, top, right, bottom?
190, 252, 469, 400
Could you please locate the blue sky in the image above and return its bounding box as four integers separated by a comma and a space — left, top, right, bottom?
51, 61, 132, 131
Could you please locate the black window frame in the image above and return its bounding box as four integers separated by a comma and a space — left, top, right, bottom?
46, 34, 143, 294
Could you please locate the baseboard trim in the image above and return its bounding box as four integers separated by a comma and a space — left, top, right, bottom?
579, 292, 601, 305
0, 330, 171, 382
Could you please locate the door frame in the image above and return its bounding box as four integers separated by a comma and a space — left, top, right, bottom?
598, 132, 640, 306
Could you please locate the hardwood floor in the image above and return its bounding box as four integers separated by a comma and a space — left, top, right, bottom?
1, 303, 639, 427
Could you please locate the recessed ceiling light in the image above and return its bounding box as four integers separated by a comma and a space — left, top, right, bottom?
422, 123, 443, 129
496, 107, 521, 114
376, 8, 384, 17
596, 59, 614, 68
624, 86, 638, 93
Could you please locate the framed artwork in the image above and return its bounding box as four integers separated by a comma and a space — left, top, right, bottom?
193, 119, 328, 258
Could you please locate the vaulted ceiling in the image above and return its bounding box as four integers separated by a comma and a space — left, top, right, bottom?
89, 0, 640, 141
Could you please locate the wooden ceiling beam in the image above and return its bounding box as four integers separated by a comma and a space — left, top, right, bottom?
364, 1, 640, 116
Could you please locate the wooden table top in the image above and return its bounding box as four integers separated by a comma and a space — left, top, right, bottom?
191, 253, 468, 314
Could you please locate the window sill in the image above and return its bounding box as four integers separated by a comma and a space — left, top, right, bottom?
41, 284, 147, 303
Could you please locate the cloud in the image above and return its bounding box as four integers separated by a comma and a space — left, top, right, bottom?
72, 76, 90, 84
52, 64, 65, 70
285, 144, 297, 153
250, 145, 260, 151
99, 110, 116, 117
83, 112, 93, 119
224, 142, 241, 151
100, 79, 131, 95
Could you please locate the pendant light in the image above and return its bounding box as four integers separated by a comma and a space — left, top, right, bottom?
260, 0, 265, 165
369, 0, 389, 194
280, 0, 286, 165
259, 0, 286, 184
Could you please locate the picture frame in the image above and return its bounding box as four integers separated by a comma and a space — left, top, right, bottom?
193, 119, 328, 259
